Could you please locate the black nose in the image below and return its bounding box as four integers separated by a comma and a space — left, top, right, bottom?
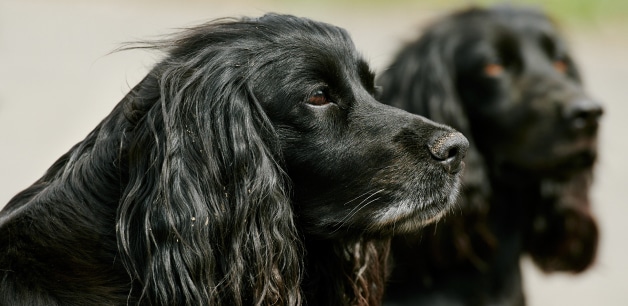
564, 98, 603, 132
427, 131, 469, 174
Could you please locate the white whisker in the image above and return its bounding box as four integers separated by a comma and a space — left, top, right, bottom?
329, 189, 385, 234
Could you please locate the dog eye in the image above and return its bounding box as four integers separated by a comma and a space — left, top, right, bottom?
553, 60, 568, 73
307, 90, 331, 106
484, 63, 504, 77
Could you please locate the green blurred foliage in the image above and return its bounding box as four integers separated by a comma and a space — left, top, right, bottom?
476, 0, 628, 23
271, 0, 628, 25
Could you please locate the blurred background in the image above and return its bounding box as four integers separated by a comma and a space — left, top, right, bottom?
0, 0, 626, 304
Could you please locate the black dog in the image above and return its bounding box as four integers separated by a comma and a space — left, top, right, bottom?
378, 6, 602, 306
0, 14, 468, 305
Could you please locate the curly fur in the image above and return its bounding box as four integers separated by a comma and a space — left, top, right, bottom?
378, 6, 602, 306
0, 14, 467, 306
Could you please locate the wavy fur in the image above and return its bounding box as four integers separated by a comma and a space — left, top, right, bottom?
0, 14, 467, 305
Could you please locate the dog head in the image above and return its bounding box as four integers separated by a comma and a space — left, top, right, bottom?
117, 13, 467, 303
378, 6, 601, 278
455, 7, 602, 178
163, 13, 469, 238
380, 7, 602, 181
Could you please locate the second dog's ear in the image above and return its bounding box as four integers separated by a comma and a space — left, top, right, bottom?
377, 24, 491, 212
377, 19, 496, 270
525, 173, 599, 273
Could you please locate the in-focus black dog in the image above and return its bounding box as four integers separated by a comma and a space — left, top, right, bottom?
378, 6, 602, 306
0, 14, 468, 306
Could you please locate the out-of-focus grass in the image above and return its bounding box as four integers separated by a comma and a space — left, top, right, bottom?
475, 0, 628, 24
271, 0, 628, 26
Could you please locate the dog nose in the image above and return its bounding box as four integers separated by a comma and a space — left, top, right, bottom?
564, 98, 603, 132
427, 131, 469, 174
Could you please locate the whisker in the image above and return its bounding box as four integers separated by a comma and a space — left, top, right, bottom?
329, 189, 385, 234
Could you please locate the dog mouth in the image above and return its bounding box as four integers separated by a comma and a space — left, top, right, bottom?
369, 172, 463, 235
306, 165, 465, 239
549, 149, 597, 173
450, 160, 466, 175
544, 133, 599, 171
503, 130, 599, 176
512, 146, 597, 178
371, 196, 458, 236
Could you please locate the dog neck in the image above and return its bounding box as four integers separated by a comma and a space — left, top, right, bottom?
301, 236, 390, 306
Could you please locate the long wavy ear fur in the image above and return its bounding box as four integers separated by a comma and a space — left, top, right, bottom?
115, 23, 301, 305
524, 170, 599, 273
378, 14, 494, 268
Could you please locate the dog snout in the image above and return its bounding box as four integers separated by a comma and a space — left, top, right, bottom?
427, 131, 469, 174
563, 98, 603, 133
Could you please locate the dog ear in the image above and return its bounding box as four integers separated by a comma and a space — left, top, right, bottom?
116, 49, 302, 305
525, 171, 599, 273
378, 23, 495, 269
378, 25, 490, 213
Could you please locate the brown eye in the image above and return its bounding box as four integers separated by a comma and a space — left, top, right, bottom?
307, 90, 330, 106
553, 60, 568, 73
484, 63, 504, 77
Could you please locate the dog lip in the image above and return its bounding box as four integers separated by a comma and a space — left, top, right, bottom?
449, 161, 466, 175
375, 199, 454, 234
517, 148, 597, 175
563, 150, 597, 169
553, 137, 598, 161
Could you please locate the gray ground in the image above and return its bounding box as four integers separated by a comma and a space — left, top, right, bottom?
1, 0, 626, 305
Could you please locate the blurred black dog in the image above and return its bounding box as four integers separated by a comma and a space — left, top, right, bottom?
0, 14, 468, 305
378, 6, 602, 306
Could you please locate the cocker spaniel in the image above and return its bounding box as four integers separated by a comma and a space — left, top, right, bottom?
0, 14, 468, 305
378, 6, 602, 306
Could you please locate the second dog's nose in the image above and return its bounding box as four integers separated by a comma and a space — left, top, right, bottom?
564, 98, 603, 133
427, 131, 469, 174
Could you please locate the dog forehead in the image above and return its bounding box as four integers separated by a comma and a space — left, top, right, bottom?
246, 15, 363, 71
255, 14, 356, 47
491, 8, 558, 39
459, 12, 563, 58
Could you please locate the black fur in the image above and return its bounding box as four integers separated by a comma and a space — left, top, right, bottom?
0, 14, 468, 306
378, 6, 602, 306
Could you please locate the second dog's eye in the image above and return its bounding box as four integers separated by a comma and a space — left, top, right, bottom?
553, 60, 568, 73
484, 63, 504, 77
307, 90, 331, 106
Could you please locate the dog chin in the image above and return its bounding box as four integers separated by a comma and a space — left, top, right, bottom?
370, 186, 460, 236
